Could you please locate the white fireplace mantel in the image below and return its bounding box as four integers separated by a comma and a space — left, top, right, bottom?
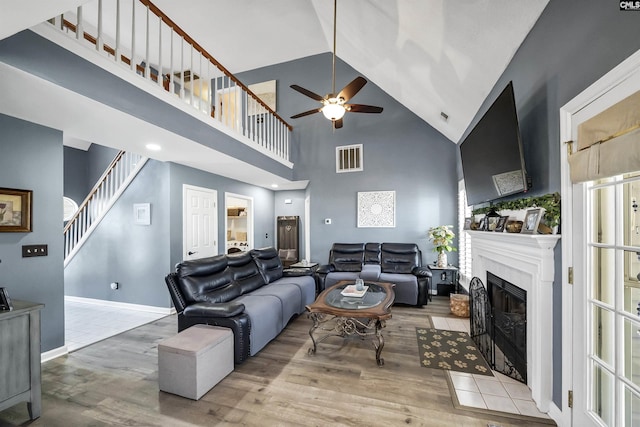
468, 231, 561, 413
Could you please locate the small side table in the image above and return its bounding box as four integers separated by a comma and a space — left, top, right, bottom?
288, 261, 319, 272
427, 265, 460, 296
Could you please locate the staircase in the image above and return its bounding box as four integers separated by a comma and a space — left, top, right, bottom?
64, 150, 148, 266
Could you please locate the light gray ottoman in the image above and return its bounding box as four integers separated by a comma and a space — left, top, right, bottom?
158, 325, 234, 400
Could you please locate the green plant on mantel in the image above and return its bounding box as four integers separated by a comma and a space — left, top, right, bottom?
472, 192, 561, 228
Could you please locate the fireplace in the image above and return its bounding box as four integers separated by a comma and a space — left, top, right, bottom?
470, 273, 527, 383
489, 272, 527, 382
468, 231, 560, 412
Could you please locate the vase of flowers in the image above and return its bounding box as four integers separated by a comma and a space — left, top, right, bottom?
428, 225, 456, 267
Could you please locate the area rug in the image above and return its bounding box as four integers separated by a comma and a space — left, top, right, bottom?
416, 327, 493, 376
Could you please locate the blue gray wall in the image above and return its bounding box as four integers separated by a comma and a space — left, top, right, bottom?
167, 162, 276, 269
64, 160, 172, 307
0, 30, 293, 181
64, 159, 278, 307
238, 54, 459, 265
0, 114, 64, 352
458, 1, 640, 409
64, 144, 119, 207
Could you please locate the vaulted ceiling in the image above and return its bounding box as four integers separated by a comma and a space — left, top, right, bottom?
2, 0, 549, 144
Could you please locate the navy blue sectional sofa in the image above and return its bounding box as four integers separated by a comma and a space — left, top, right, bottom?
164, 247, 315, 364
315, 243, 432, 306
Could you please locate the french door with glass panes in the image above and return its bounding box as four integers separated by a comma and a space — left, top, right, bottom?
574, 174, 640, 427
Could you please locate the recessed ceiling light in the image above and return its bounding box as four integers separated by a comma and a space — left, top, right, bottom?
271, 184, 279, 188
146, 143, 162, 151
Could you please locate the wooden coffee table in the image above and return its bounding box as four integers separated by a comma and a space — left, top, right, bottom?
305, 280, 395, 366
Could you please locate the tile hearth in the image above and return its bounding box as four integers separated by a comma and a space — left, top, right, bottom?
431, 316, 551, 421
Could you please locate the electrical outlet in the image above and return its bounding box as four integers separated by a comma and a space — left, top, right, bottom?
22, 244, 48, 257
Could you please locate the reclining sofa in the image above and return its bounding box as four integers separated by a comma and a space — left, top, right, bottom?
316, 243, 432, 307
164, 247, 315, 364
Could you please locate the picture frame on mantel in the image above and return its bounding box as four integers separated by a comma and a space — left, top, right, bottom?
0, 187, 32, 232
522, 208, 542, 234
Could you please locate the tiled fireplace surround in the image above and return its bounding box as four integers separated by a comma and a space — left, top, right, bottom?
468, 231, 561, 413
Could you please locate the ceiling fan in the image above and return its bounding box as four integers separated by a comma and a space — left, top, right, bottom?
289, 0, 383, 129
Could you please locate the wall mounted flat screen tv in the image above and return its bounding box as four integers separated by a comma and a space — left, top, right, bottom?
460, 81, 527, 206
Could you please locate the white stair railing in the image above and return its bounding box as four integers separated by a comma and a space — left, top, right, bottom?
48, 0, 291, 163
64, 151, 148, 266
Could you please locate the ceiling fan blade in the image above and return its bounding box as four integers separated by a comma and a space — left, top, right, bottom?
346, 104, 383, 114
338, 77, 367, 102
290, 84, 324, 102
290, 108, 322, 119
334, 118, 344, 129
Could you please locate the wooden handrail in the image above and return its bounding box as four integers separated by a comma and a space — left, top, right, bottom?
62, 1, 292, 131
63, 150, 126, 234
139, 0, 292, 130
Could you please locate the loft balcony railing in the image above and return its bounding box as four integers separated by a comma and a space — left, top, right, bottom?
47, 0, 291, 163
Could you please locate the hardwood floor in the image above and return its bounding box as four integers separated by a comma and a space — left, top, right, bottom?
0, 297, 555, 426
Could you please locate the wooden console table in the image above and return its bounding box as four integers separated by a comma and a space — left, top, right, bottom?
0, 300, 44, 420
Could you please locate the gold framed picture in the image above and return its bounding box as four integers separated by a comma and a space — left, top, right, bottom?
0, 187, 32, 232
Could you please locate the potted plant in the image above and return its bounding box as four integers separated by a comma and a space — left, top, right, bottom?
428, 225, 456, 267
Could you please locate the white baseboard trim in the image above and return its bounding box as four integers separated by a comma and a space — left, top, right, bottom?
65, 295, 174, 315
41, 345, 68, 363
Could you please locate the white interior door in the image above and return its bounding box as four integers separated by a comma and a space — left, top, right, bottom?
563, 51, 640, 427
183, 185, 218, 260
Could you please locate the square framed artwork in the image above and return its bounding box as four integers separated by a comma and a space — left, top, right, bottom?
133, 203, 151, 226
248, 80, 276, 116
522, 208, 542, 234
357, 191, 395, 228
0, 187, 32, 232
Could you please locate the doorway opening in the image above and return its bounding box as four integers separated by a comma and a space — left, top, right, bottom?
225, 193, 253, 253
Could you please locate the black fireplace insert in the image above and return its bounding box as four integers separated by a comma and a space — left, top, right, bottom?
470, 273, 527, 383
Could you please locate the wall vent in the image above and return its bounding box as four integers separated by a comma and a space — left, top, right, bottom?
336, 144, 363, 173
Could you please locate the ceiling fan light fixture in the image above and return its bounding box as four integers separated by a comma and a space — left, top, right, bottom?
322, 101, 346, 121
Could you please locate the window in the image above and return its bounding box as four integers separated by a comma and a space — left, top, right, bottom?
336, 144, 363, 173
458, 180, 472, 289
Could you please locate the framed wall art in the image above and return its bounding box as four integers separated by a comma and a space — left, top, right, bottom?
463, 217, 473, 230
0, 187, 32, 232
357, 191, 395, 228
495, 215, 509, 232
133, 203, 151, 226
248, 80, 276, 116
522, 208, 543, 234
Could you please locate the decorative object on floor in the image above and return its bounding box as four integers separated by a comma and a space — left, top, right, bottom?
0, 187, 32, 232
428, 225, 456, 267
288, 0, 383, 129
357, 191, 395, 228
450, 294, 470, 317
416, 327, 492, 376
